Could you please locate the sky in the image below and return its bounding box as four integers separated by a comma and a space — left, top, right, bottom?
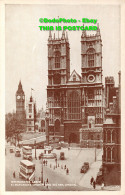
5, 4, 120, 113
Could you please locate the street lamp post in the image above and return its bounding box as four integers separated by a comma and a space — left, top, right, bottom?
53, 125, 55, 148
95, 140, 96, 162
34, 139, 36, 159
41, 157, 43, 183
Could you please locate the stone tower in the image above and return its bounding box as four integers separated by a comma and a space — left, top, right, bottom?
16, 80, 25, 121
105, 76, 115, 108
81, 23, 104, 128
47, 31, 70, 135
48, 30, 70, 86
26, 95, 35, 132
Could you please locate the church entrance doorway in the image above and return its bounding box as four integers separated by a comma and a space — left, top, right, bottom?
69, 133, 77, 143
55, 119, 60, 132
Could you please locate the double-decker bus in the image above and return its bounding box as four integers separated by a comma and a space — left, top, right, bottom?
19, 160, 35, 181
22, 146, 32, 160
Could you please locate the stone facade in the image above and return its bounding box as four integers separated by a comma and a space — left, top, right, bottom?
103, 72, 121, 185
47, 25, 105, 144
37, 107, 45, 132
26, 96, 36, 132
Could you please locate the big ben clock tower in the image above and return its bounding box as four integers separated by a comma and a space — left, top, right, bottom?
16, 81, 25, 121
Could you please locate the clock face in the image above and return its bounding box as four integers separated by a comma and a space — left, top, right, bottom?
17, 95, 20, 99
87, 74, 95, 83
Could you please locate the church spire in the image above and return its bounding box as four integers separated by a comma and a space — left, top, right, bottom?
48, 30, 52, 40
16, 80, 24, 94
18, 80, 22, 89
66, 31, 68, 41
96, 23, 100, 36
61, 30, 65, 39
53, 33, 55, 40
82, 24, 86, 37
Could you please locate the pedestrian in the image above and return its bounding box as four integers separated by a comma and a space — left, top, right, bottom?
64, 165, 66, 169
46, 178, 49, 183
46, 160, 48, 166
90, 176, 94, 185
13, 171, 15, 178
66, 168, 69, 175
101, 182, 104, 190
43, 160, 45, 166
93, 180, 96, 189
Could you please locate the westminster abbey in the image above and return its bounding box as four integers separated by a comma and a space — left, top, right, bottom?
47, 24, 105, 145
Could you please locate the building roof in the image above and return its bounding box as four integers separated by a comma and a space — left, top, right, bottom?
23, 146, 32, 150
68, 70, 81, 82
16, 80, 24, 95
79, 127, 103, 132
20, 160, 34, 167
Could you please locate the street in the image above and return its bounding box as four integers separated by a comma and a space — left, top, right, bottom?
6, 142, 103, 191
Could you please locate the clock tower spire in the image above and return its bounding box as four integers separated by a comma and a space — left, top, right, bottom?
16, 80, 25, 121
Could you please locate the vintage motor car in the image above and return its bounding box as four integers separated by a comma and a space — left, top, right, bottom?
80, 162, 89, 173
60, 152, 65, 160
10, 148, 14, 153
15, 149, 21, 157
56, 146, 61, 150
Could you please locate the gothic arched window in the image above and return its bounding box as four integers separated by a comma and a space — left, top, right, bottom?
41, 120, 45, 127
68, 91, 80, 120
107, 130, 111, 143
89, 123, 91, 128
87, 49, 95, 67
97, 134, 100, 140
112, 147, 115, 162
112, 130, 115, 143
107, 147, 111, 162
55, 51, 60, 68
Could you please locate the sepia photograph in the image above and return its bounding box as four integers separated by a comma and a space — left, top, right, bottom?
1, 0, 124, 192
